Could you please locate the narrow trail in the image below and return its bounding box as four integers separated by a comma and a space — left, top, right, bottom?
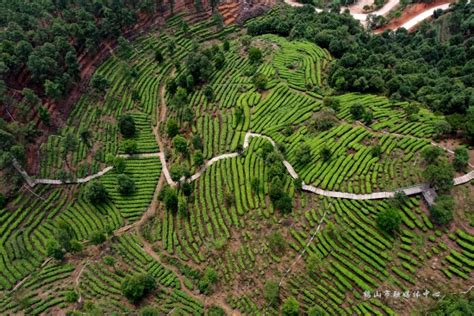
13, 131, 474, 200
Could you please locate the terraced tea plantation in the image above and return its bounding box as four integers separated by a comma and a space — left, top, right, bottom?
1, 8, 472, 316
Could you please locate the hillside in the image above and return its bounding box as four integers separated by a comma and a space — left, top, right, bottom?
0, 1, 473, 315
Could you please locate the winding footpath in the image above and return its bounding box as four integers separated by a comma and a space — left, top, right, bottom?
14, 131, 474, 201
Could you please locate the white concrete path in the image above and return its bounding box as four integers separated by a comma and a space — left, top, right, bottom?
284, 0, 453, 30
399, 3, 450, 30
15, 132, 474, 201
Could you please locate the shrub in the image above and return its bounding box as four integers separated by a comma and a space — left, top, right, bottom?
119, 114, 136, 138
264, 280, 280, 307
117, 174, 136, 195
281, 296, 299, 316
376, 208, 401, 235
85, 181, 108, 204
122, 274, 156, 303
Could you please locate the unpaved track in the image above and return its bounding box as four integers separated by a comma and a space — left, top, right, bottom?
284, 0, 452, 31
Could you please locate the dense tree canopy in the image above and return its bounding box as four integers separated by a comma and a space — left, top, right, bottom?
247, 3, 474, 141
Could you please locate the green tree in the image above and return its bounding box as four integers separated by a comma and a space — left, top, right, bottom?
423, 160, 454, 193
349, 103, 365, 120
191, 135, 203, 151
154, 50, 163, 63
80, 128, 92, 147
160, 186, 179, 212
267, 231, 286, 255
46, 239, 64, 260
295, 143, 312, 165
122, 274, 156, 303
430, 195, 454, 225
371, 145, 382, 157
89, 231, 106, 245
91, 74, 109, 92
38, 106, 51, 126
62, 132, 78, 167
319, 147, 332, 162
117, 174, 136, 195
264, 281, 280, 307
173, 135, 188, 155
119, 114, 136, 138
223, 40, 230, 51
248, 47, 262, 64
428, 293, 474, 315
206, 306, 225, 316
141, 306, 160, 316
281, 296, 299, 316
198, 268, 218, 295
376, 208, 401, 234
421, 146, 444, 164
251, 178, 261, 193
252, 73, 268, 90
65, 291, 79, 303
0, 193, 6, 209
174, 87, 188, 107
167, 119, 179, 138
322, 96, 340, 111
85, 181, 108, 204
113, 157, 126, 173
44, 79, 63, 100
204, 86, 214, 101
453, 147, 469, 172
193, 150, 204, 166
123, 140, 138, 154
